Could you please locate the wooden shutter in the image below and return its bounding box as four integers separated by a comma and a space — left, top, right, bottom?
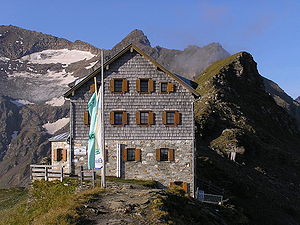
110, 111, 115, 125
62, 149, 67, 161
84, 111, 89, 125
90, 84, 95, 93
136, 111, 140, 125
168, 149, 175, 161
135, 149, 141, 161
148, 111, 154, 125
122, 111, 128, 125
175, 111, 180, 125
149, 79, 154, 93
123, 148, 127, 161
162, 111, 167, 125
156, 149, 161, 161
136, 79, 140, 92
53, 149, 58, 161
182, 182, 189, 193
110, 79, 115, 92
122, 79, 128, 93
167, 83, 174, 93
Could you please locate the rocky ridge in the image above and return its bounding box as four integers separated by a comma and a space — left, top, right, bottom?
194, 52, 300, 224
296, 96, 300, 103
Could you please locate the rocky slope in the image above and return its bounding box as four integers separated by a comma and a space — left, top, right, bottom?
264, 78, 300, 130
194, 52, 300, 225
296, 96, 300, 103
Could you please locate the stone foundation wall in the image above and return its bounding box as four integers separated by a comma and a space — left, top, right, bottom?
72, 139, 194, 194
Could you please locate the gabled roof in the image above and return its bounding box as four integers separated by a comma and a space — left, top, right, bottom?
64, 44, 200, 97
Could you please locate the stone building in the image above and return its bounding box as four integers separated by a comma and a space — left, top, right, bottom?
58, 44, 199, 194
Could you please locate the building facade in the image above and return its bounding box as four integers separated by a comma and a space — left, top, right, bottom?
61, 44, 199, 194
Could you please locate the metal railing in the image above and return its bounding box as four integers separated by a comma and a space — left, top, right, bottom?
196, 188, 223, 205
197, 180, 225, 195
30, 164, 67, 182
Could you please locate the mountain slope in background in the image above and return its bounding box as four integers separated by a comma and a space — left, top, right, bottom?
264, 78, 300, 129
194, 52, 300, 224
0, 26, 230, 187
296, 96, 300, 103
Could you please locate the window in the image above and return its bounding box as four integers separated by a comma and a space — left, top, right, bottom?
156, 148, 175, 161
136, 111, 154, 126
162, 111, 180, 126
136, 78, 154, 93
53, 148, 67, 162
127, 148, 135, 161
140, 112, 148, 124
160, 148, 169, 161
114, 79, 123, 92
109, 78, 128, 93
166, 112, 175, 124
110, 111, 128, 126
140, 79, 149, 92
114, 112, 123, 125
160, 82, 168, 93
123, 148, 141, 162
160, 82, 174, 94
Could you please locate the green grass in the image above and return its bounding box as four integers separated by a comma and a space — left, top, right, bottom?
0, 179, 105, 225
0, 187, 28, 211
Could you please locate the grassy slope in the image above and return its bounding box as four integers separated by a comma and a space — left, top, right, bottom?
0, 179, 104, 225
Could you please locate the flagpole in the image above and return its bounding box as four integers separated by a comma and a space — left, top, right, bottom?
101, 50, 106, 188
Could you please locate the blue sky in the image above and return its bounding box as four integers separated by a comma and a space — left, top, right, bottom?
1, 0, 299, 98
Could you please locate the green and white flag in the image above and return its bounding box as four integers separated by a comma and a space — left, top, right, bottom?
94, 90, 103, 169
87, 92, 98, 169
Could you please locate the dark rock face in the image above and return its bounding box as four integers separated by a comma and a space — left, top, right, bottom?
0, 97, 69, 187
264, 78, 300, 131
194, 52, 300, 225
296, 96, 300, 103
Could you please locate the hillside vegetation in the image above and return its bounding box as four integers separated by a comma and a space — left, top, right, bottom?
194, 52, 300, 225
0, 178, 250, 225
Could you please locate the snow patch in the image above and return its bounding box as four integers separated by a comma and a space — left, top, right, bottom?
43, 117, 70, 134
10, 99, 34, 107
0, 56, 10, 61
8, 69, 77, 86
11, 131, 18, 140
45, 96, 65, 106
85, 61, 98, 69
21, 49, 96, 65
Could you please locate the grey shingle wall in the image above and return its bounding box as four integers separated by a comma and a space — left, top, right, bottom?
71, 50, 195, 140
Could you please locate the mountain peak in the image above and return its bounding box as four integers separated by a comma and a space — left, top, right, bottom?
296, 96, 300, 103
111, 29, 151, 53
123, 29, 151, 47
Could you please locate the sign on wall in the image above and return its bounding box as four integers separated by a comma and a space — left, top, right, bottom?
74, 146, 87, 155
